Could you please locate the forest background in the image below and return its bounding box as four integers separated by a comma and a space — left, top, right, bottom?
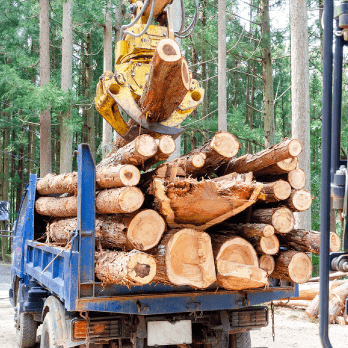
0, 0, 344, 274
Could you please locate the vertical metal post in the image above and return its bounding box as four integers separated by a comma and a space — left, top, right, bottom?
218, 0, 227, 132
331, 22, 344, 181
319, 0, 334, 347
77, 144, 96, 285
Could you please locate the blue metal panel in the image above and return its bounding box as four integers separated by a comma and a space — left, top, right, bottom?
77, 144, 96, 284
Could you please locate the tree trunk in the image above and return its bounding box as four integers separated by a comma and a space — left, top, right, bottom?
253, 157, 298, 177
250, 207, 295, 233
152, 176, 263, 229
271, 251, 312, 284
60, 0, 73, 173
217, 138, 301, 175
260, 0, 275, 147
139, 38, 190, 123
284, 189, 312, 212
258, 180, 292, 202
48, 210, 165, 251
39, 0, 51, 177
35, 187, 144, 216
211, 235, 268, 290
259, 254, 275, 274
257, 168, 306, 190
95, 250, 157, 286
152, 229, 216, 289
28, 124, 36, 175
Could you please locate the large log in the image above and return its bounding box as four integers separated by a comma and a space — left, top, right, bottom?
270, 251, 312, 284
95, 250, 157, 286
35, 187, 144, 217
139, 38, 190, 123
278, 230, 341, 255
37, 173, 78, 195
257, 180, 292, 203
259, 255, 275, 274
211, 223, 275, 237
152, 175, 263, 229
250, 207, 295, 233
253, 157, 298, 177
97, 134, 158, 169
47, 210, 166, 251
217, 138, 302, 175
152, 229, 216, 289
284, 189, 312, 212
211, 234, 268, 290
329, 281, 348, 323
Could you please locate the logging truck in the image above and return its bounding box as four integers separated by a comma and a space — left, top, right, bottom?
9, 144, 299, 348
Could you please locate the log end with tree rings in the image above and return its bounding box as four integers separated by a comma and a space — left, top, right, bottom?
191, 154, 205, 168
288, 190, 312, 211
273, 180, 292, 200
288, 139, 302, 157
277, 157, 298, 172
259, 255, 275, 274
181, 59, 191, 91
211, 132, 240, 158
157, 38, 182, 62
135, 134, 158, 158
127, 210, 166, 251
272, 207, 295, 233
330, 232, 341, 252
288, 168, 306, 190
263, 224, 275, 237
259, 235, 279, 255
157, 135, 176, 156
165, 229, 216, 289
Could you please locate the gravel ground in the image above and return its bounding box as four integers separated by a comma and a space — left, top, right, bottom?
1, 262, 348, 348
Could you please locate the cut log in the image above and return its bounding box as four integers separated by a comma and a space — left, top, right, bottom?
307, 271, 348, 283
270, 251, 312, 284
139, 38, 190, 123
329, 281, 348, 323
257, 180, 292, 203
284, 189, 312, 212
143, 135, 176, 169
95, 250, 156, 286
152, 229, 216, 289
259, 255, 275, 274
211, 223, 275, 237
211, 235, 268, 290
96, 164, 140, 189
153, 176, 263, 229
96, 187, 144, 214
217, 138, 302, 175
278, 230, 341, 255
37, 172, 78, 195
247, 234, 279, 255
336, 316, 347, 325
35, 196, 77, 217
97, 134, 158, 169
253, 157, 298, 177
285, 169, 306, 190
273, 300, 311, 308
305, 294, 319, 319
47, 210, 165, 251
250, 207, 295, 233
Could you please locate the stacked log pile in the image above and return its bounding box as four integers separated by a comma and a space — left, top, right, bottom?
34, 132, 340, 291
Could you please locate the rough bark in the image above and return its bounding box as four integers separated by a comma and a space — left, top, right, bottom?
35, 196, 78, 217
95, 250, 157, 286
211, 223, 275, 238
152, 176, 263, 229
250, 207, 295, 233
152, 229, 216, 288
211, 235, 268, 290
253, 157, 298, 177
37, 172, 78, 195
270, 251, 312, 284
259, 254, 275, 274
48, 210, 165, 251
278, 230, 340, 255
284, 189, 312, 212
217, 138, 302, 175
258, 180, 292, 203
139, 38, 190, 123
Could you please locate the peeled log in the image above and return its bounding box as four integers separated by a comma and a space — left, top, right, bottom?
139, 38, 190, 123
329, 281, 348, 323
259, 255, 275, 274
253, 157, 298, 177
217, 138, 302, 175
278, 230, 341, 255
97, 134, 158, 169
96, 187, 144, 214
95, 250, 156, 286
212, 223, 275, 237
284, 189, 312, 212
250, 207, 295, 233
258, 180, 292, 203
152, 229, 216, 289
270, 251, 312, 284
37, 173, 78, 195
47, 210, 165, 251
35, 196, 77, 217
153, 176, 263, 229
211, 235, 268, 290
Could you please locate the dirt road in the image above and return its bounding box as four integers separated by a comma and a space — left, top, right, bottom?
1, 261, 347, 347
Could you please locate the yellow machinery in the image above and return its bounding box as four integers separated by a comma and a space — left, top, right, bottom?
95, 0, 204, 141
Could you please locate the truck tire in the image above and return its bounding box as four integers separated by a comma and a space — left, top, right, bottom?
16, 295, 38, 348
229, 331, 251, 348
40, 313, 59, 348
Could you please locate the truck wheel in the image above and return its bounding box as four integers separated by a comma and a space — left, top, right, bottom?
40, 313, 58, 348
229, 331, 251, 348
16, 295, 38, 348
